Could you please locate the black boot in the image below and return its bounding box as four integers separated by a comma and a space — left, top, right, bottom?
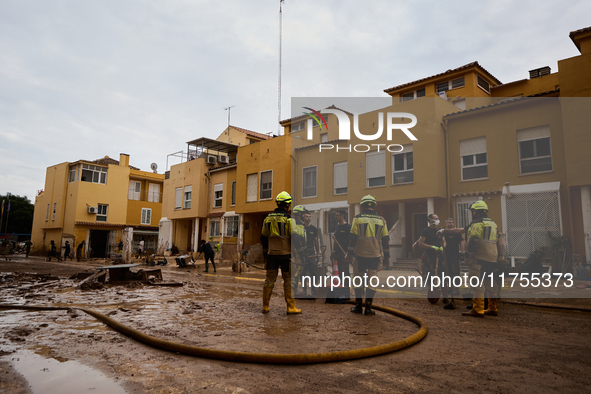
364, 298, 375, 316
351, 298, 363, 314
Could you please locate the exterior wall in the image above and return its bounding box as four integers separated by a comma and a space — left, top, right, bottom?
32, 156, 163, 257
235, 135, 291, 215
162, 158, 210, 220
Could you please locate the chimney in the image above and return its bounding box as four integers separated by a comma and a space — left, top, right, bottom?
119, 153, 130, 167
529, 66, 551, 79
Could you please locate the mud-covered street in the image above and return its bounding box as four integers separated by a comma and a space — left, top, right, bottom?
1, 256, 591, 393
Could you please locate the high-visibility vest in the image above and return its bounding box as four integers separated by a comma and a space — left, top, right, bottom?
467, 217, 499, 262
349, 211, 389, 258
262, 210, 292, 256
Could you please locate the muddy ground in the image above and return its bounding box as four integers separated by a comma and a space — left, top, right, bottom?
1, 256, 591, 393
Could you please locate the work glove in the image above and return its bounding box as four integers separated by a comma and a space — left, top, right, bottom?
431, 246, 443, 253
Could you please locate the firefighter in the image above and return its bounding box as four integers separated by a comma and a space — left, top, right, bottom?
446, 201, 504, 317
347, 195, 389, 316
260, 191, 302, 315
291, 205, 308, 296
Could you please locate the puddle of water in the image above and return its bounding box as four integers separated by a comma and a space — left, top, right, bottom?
5, 349, 127, 394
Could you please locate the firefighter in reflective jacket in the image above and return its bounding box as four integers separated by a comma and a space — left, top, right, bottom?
260, 191, 302, 315
291, 205, 308, 295
462, 200, 504, 317
347, 195, 390, 316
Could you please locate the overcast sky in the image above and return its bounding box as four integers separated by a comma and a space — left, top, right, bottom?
1, 0, 590, 202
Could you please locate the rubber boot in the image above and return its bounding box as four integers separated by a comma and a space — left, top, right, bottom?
262, 286, 273, 314
212, 261, 217, 273
351, 298, 363, 314
462, 298, 484, 317
203, 260, 209, 273
282, 273, 301, 314
484, 298, 498, 316
364, 298, 375, 316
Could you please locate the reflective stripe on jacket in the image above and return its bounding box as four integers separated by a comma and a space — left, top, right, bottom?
349, 211, 389, 258
467, 216, 499, 262
261, 209, 292, 256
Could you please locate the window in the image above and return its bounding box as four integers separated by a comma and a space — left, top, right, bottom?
246, 173, 257, 202
46, 204, 50, 221
231, 180, 236, 206
303, 166, 317, 198
141, 208, 152, 225
260, 170, 273, 200
184, 185, 192, 209
81, 164, 107, 184
148, 183, 160, 203
68, 165, 76, 183
321, 133, 328, 143
518, 126, 552, 174
401, 88, 426, 102
437, 77, 464, 93
209, 218, 221, 237
174, 187, 182, 209
224, 216, 239, 237
460, 137, 488, 180
392, 145, 413, 184
292, 122, 305, 132
52, 203, 56, 221
213, 183, 223, 208
477, 75, 490, 93
333, 162, 347, 194
366, 151, 385, 187
128, 181, 141, 200
96, 204, 108, 222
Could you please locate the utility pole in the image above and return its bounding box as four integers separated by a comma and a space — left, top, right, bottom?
224, 105, 235, 129
278, 0, 284, 135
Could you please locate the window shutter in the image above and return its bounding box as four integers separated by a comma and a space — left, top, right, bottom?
366, 151, 385, 179
460, 136, 487, 156
334, 162, 347, 191
175, 187, 182, 209
148, 183, 160, 202
517, 125, 550, 142
247, 174, 257, 202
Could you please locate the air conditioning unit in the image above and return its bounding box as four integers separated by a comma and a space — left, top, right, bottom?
88, 206, 98, 214
206, 155, 217, 165
218, 155, 229, 164
438, 91, 448, 100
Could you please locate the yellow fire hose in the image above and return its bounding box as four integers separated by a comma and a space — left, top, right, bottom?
0, 301, 427, 365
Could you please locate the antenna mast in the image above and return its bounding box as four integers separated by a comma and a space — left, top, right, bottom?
278, 0, 284, 135
224, 105, 235, 128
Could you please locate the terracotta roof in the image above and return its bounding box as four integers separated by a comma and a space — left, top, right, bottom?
280, 105, 354, 125
74, 221, 127, 227
444, 92, 558, 119
452, 190, 502, 198
229, 125, 271, 140
86, 156, 140, 170
569, 25, 591, 51
384, 61, 502, 94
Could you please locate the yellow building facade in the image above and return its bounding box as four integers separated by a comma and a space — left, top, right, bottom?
31, 154, 164, 258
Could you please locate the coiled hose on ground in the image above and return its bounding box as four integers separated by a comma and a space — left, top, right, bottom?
0, 301, 428, 365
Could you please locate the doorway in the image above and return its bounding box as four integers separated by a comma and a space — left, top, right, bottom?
89, 230, 110, 258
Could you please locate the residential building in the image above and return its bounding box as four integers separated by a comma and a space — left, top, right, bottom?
285, 26, 591, 266
31, 154, 164, 259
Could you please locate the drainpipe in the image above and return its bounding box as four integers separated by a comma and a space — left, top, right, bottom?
442, 119, 452, 219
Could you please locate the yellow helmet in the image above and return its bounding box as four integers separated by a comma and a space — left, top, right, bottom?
470, 200, 488, 211
292, 205, 306, 214
361, 194, 377, 207
276, 191, 292, 204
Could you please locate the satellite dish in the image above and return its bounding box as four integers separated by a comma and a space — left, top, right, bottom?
150, 163, 158, 173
